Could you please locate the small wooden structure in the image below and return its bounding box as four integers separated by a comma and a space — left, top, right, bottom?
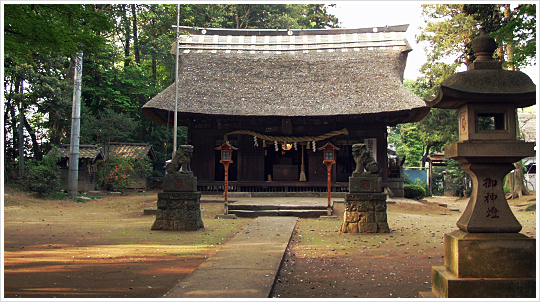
427, 153, 447, 195
107, 143, 157, 190
143, 25, 430, 193
54, 144, 105, 192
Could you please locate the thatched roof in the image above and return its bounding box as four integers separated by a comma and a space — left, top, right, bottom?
108, 143, 157, 161
143, 25, 429, 125
54, 145, 105, 163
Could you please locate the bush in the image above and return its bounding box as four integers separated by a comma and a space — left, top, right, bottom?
446, 159, 471, 197
96, 155, 134, 191
96, 154, 152, 191
25, 147, 61, 196
404, 184, 426, 200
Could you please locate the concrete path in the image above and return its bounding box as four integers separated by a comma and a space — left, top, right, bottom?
163, 216, 298, 298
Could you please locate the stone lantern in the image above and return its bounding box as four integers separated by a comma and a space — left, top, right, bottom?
421, 28, 536, 298
318, 142, 339, 214
216, 141, 238, 216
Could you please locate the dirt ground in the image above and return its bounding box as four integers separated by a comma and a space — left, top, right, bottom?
3, 186, 537, 299
3, 187, 253, 298
270, 196, 537, 298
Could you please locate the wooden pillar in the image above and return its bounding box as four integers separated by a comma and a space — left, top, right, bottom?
223, 162, 229, 215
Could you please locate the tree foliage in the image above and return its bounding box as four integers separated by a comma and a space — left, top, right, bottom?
183, 4, 338, 29
4, 4, 112, 63
4, 4, 339, 185
464, 4, 536, 69
394, 4, 536, 196
80, 107, 139, 149
417, 4, 478, 68
25, 147, 61, 195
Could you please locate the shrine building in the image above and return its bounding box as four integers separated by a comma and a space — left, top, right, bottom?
142, 25, 429, 194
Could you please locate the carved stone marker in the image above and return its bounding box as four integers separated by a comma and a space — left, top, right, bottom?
151, 145, 204, 231
342, 143, 389, 233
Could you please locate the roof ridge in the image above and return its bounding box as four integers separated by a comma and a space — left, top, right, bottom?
174, 24, 410, 36
108, 142, 151, 146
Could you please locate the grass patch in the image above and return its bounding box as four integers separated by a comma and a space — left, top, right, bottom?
525, 203, 536, 211
30, 190, 104, 202
107, 212, 253, 252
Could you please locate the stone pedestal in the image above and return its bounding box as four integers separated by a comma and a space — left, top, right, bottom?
387, 177, 404, 197
162, 172, 198, 192
151, 173, 204, 231
420, 230, 536, 298
341, 191, 390, 233
349, 174, 381, 193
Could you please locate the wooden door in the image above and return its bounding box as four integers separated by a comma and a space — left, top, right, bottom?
308, 151, 326, 182
191, 134, 215, 182
238, 135, 265, 181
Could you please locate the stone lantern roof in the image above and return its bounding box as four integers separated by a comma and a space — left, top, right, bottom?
425, 28, 536, 109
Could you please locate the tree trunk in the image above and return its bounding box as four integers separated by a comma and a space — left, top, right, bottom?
4, 107, 10, 180
503, 4, 515, 70
9, 101, 19, 161
23, 114, 43, 161
151, 57, 157, 82
5, 82, 18, 179
505, 160, 531, 199
314, 4, 321, 27
123, 4, 131, 66
420, 142, 437, 168
48, 118, 63, 146
504, 70, 530, 199
131, 4, 140, 65
234, 5, 240, 29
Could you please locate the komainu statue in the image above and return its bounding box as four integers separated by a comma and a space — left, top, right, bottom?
352, 143, 380, 175
166, 145, 193, 174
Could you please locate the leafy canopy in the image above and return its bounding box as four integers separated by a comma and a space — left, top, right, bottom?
4, 4, 113, 63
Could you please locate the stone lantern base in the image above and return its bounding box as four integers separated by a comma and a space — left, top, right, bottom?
420, 230, 536, 298
151, 173, 204, 231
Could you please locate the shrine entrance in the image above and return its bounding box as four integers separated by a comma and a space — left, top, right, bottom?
205, 128, 370, 194
264, 143, 308, 182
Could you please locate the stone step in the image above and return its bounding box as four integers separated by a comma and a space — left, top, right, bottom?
419, 291, 435, 298
144, 208, 157, 215
228, 204, 327, 211
229, 209, 329, 218
144, 206, 331, 218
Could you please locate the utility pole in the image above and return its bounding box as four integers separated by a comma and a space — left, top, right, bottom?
173, 4, 180, 158
68, 51, 83, 197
